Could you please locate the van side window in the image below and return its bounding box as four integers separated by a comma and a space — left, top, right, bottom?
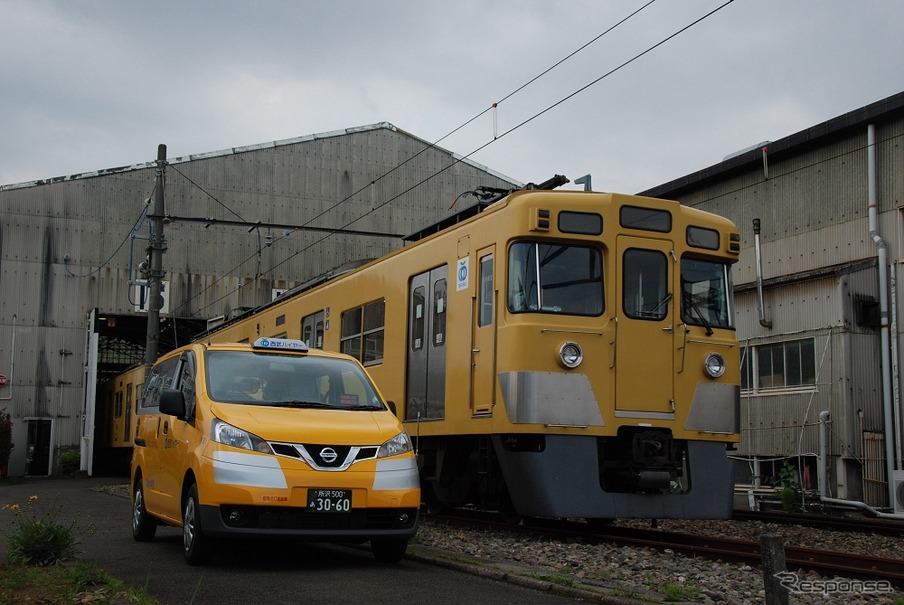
142, 357, 180, 410
178, 352, 197, 419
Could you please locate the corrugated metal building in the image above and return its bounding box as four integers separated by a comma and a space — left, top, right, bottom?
641, 91, 904, 510
0, 123, 519, 476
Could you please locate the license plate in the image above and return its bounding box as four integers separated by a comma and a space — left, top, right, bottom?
306, 489, 352, 513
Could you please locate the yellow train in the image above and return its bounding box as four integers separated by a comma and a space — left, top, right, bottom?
190, 183, 742, 520
98, 363, 146, 473
103, 181, 741, 519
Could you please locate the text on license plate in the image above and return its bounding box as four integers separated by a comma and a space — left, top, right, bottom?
307, 489, 352, 512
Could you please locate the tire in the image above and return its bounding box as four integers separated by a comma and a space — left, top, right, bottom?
182, 483, 212, 565
131, 476, 158, 542
371, 537, 408, 563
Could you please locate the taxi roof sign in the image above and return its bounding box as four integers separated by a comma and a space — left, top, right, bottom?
252, 337, 309, 352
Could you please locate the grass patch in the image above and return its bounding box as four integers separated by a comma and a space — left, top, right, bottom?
0, 561, 155, 604
659, 579, 702, 601
527, 572, 577, 587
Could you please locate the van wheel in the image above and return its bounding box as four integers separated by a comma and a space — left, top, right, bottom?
183, 483, 212, 565
371, 537, 408, 563
131, 477, 157, 542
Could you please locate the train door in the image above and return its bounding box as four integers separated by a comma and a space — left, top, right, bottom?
405, 266, 447, 421
301, 311, 324, 348
470, 247, 495, 415
615, 236, 675, 415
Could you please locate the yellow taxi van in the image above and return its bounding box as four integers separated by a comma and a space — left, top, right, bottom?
130, 337, 420, 565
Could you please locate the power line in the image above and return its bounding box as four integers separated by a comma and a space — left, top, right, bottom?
175, 1, 737, 318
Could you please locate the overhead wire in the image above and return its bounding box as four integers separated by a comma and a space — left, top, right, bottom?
167, 1, 662, 318
63, 184, 156, 279
173, 0, 737, 318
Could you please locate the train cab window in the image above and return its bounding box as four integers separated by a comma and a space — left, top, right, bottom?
686, 226, 720, 250
559, 211, 602, 235
623, 249, 669, 320
680, 257, 734, 330
620, 205, 671, 233
507, 242, 603, 316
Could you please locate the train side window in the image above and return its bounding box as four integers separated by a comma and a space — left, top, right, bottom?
623, 248, 669, 320
479, 255, 494, 327
433, 279, 447, 346
411, 286, 425, 351
341, 299, 385, 366
124, 382, 133, 442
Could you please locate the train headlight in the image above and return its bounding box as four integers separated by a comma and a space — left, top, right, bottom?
703, 353, 726, 378
558, 342, 583, 369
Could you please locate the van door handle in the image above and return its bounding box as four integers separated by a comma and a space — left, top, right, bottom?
662, 325, 673, 333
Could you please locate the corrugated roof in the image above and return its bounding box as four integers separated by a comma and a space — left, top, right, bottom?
0, 122, 520, 192
640, 91, 904, 199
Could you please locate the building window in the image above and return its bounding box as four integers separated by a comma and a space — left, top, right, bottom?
340, 299, 385, 366
741, 338, 816, 392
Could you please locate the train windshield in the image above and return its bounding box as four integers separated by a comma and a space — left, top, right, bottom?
204, 351, 384, 410
680, 258, 734, 330
507, 242, 603, 316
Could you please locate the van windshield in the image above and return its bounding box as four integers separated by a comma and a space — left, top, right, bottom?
204, 351, 385, 410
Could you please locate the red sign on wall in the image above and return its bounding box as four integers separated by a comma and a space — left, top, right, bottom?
0, 375, 7, 388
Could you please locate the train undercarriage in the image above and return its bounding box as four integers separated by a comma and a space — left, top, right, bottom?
416, 430, 735, 520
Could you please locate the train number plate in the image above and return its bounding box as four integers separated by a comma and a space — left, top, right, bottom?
307, 489, 352, 513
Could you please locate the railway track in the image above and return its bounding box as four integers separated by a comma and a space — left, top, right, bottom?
733, 508, 904, 536
426, 511, 904, 588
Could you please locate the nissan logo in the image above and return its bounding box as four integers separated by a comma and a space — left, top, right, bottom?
319, 447, 338, 463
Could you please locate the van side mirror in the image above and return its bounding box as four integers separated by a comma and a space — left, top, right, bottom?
159, 388, 186, 418
386, 400, 397, 416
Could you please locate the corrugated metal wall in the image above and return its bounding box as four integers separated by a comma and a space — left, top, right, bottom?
672, 108, 904, 500
0, 124, 518, 472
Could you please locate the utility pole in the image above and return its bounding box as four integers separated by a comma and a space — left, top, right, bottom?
145, 144, 167, 374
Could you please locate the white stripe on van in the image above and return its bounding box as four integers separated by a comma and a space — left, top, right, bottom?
372, 457, 419, 491
212, 451, 288, 489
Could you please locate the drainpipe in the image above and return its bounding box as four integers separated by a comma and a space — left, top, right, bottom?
868, 123, 898, 510
752, 219, 772, 328
818, 411, 903, 519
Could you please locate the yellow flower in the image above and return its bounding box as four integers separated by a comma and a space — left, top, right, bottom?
29, 495, 38, 502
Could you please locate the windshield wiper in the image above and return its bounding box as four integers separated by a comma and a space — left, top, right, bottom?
684, 295, 714, 336
265, 400, 331, 408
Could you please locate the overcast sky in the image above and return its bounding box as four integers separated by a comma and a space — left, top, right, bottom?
2, 0, 902, 197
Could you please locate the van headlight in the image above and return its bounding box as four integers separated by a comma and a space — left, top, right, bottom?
558, 342, 583, 369
212, 419, 273, 454
378, 431, 413, 458
703, 353, 726, 378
